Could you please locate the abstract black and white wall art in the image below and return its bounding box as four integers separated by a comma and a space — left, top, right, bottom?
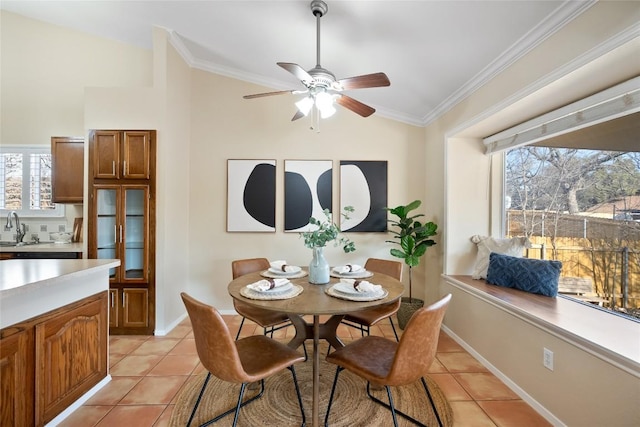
340, 160, 388, 232
227, 159, 276, 232
284, 160, 333, 232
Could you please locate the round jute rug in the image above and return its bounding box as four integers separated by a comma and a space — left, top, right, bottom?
170, 344, 453, 427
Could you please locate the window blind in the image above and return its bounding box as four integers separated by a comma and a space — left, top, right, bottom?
483, 76, 640, 154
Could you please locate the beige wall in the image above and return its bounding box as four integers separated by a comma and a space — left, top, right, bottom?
153, 28, 192, 333
0, 11, 152, 144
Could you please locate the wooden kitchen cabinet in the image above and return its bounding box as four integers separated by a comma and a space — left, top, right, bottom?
109, 287, 149, 329
35, 295, 107, 425
51, 136, 84, 203
89, 129, 155, 335
90, 130, 151, 180
0, 328, 35, 426
91, 184, 150, 284
0, 292, 107, 427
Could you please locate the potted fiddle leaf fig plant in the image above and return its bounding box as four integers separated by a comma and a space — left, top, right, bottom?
385, 200, 438, 329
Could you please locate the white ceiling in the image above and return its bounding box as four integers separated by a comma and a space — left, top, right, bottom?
1, 0, 596, 126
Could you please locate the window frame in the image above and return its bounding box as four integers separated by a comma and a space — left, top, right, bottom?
0, 145, 64, 218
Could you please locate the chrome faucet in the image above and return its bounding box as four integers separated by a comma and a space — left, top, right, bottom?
5, 211, 25, 243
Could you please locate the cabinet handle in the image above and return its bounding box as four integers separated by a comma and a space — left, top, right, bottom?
123, 160, 127, 176
114, 225, 117, 244
120, 225, 123, 243
122, 292, 125, 307
111, 292, 114, 307
112, 160, 115, 176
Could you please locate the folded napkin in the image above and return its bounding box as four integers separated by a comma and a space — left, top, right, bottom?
247, 278, 290, 292
270, 260, 299, 272
340, 278, 382, 293
333, 264, 364, 274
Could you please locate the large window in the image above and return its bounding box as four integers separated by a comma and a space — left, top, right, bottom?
505, 146, 640, 320
0, 146, 63, 217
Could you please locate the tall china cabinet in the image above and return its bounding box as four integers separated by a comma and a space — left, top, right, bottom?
88, 130, 156, 335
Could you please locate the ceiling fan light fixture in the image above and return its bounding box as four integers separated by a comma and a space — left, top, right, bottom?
295, 96, 314, 116
243, 0, 390, 127
320, 103, 336, 119
315, 91, 336, 118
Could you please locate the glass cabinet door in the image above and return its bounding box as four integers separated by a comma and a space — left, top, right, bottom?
123, 186, 148, 282
95, 187, 119, 280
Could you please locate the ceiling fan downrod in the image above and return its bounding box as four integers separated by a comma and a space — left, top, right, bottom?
311, 0, 328, 69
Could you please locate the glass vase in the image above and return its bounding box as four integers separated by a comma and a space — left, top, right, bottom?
309, 246, 330, 284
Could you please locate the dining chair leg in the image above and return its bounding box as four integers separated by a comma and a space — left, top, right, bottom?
389, 317, 399, 341
235, 317, 246, 340
186, 372, 212, 427
288, 366, 307, 426
324, 366, 343, 427
200, 380, 266, 427
385, 385, 399, 427
231, 382, 247, 427
366, 382, 427, 426
421, 377, 444, 427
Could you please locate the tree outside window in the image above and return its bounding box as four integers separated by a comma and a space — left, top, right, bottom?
505, 147, 640, 320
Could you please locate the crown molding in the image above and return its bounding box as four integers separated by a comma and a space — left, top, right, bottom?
420, 0, 597, 127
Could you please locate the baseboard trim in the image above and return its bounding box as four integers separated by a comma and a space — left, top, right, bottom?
441, 326, 565, 427
45, 375, 112, 426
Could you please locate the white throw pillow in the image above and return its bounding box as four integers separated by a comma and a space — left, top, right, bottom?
470, 235, 531, 279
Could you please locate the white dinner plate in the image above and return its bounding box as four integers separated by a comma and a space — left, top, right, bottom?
330, 270, 374, 279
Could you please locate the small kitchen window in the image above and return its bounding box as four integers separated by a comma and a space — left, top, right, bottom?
0, 146, 64, 217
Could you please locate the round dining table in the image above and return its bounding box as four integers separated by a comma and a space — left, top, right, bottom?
228, 269, 404, 427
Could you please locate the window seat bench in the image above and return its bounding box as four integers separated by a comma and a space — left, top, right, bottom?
443, 275, 640, 376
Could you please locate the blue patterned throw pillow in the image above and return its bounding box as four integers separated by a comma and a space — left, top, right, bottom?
486, 253, 561, 297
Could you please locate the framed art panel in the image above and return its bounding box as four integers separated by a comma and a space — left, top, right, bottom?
340, 160, 388, 232
284, 160, 332, 232
227, 159, 276, 232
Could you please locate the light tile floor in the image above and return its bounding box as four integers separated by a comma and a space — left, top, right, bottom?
59, 315, 551, 427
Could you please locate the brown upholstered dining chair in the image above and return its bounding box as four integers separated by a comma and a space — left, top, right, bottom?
181, 293, 306, 427
340, 258, 403, 341
231, 258, 292, 340
324, 294, 452, 427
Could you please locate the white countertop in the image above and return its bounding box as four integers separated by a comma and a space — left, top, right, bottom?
0, 242, 83, 253
0, 259, 120, 328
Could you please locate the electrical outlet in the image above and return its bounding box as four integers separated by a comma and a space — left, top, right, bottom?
543, 348, 554, 370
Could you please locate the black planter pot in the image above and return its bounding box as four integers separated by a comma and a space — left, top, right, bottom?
397, 297, 424, 329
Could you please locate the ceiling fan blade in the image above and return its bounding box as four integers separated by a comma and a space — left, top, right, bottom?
243, 90, 298, 99
277, 62, 314, 86
336, 95, 375, 117
291, 110, 306, 121
334, 72, 390, 91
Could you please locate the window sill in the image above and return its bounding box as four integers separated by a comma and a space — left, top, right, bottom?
443, 275, 640, 377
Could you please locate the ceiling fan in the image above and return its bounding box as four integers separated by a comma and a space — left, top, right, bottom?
243, 0, 390, 123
